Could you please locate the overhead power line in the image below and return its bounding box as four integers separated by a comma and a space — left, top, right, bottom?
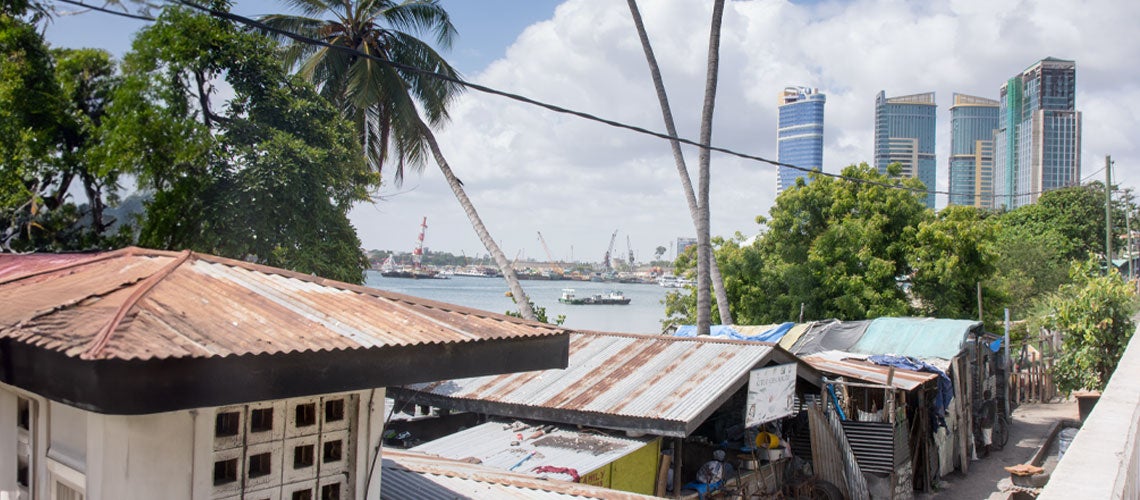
60, 0, 1090, 203
54, 0, 155, 21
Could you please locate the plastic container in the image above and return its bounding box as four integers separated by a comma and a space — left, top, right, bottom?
1058, 427, 1078, 459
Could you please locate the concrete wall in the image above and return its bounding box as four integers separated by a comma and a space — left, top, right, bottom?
0, 385, 385, 500
1039, 327, 1140, 499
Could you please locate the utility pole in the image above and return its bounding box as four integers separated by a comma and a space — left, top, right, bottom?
1106, 155, 1113, 274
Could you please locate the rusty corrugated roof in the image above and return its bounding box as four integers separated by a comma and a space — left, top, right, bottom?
393, 331, 816, 437
381, 448, 659, 499
0, 247, 567, 361
802, 354, 937, 391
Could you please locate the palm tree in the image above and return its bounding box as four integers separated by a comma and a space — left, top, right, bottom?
625, 0, 733, 331
261, 0, 537, 320
694, 0, 727, 336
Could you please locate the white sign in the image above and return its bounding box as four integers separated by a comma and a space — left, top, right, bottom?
744, 364, 797, 427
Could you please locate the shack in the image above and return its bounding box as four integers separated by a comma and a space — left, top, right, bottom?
389, 331, 824, 497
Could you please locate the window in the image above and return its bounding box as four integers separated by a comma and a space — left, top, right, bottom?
48, 459, 86, 500
248, 452, 271, 478
17, 397, 30, 430
323, 440, 342, 463
213, 459, 238, 486
324, 399, 344, 423
54, 482, 84, 500
216, 411, 240, 437
321, 484, 340, 500
292, 491, 313, 500
293, 445, 315, 469
295, 403, 316, 428
250, 408, 274, 433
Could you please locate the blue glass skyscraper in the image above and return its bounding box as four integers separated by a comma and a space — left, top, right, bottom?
776, 87, 825, 194
874, 91, 937, 208
993, 57, 1081, 208
949, 93, 999, 207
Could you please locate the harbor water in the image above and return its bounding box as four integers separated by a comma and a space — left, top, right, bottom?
364, 271, 672, 334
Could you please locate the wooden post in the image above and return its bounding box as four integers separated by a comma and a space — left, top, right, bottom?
673, 437, 683, 499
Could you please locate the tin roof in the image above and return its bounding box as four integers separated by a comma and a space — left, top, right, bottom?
391, 331, 817, 437
411, 421, 653, 482
0, 247, 567, 361
381, 448, 658, 499
802, 353, 938, 391
0, 247, 569, 414
850, 317, 981, 360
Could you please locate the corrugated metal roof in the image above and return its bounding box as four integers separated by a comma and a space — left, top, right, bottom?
802, 354, 937, 391
381, 448, 658, 499
394, 332, 814, 437
0, 247, 568, 361
850, 317, 981, 360
411, 421, 652, 482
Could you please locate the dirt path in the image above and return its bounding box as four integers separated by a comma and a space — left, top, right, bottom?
916, 399, 1077, 499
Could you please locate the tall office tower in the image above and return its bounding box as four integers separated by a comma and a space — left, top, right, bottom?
776, 87, 826, 194
948, 93, 999, 207
993, 57, 1081, 208
874, 91, 937, 208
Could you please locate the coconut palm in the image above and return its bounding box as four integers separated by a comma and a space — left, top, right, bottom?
261, 0, 537, 319
629, 0, 734, 330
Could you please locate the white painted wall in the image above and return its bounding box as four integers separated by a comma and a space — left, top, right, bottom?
1, 384, 386, 500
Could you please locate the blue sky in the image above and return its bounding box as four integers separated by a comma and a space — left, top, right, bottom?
41, 0, 1140, 262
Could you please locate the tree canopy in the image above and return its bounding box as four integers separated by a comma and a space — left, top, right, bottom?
94, 6, 377, 282
1033, 258, 1136, 393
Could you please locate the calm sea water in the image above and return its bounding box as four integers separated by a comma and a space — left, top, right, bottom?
364, 271, 672, 334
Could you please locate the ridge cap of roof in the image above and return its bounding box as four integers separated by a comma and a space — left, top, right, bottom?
81, 249, 194, 360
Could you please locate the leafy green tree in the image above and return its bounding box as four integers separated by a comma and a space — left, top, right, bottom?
1, 13, 64, 248
1001, 183, 1120, 262
1036, 257, 1137, 393
910, 205, 1003, 322
97, 6, 375, 283
261, 0, 538, 319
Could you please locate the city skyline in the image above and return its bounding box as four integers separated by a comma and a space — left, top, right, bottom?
40, 0, 1140, 258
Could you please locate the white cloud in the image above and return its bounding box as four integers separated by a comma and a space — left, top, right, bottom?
353, 0, 1140, 262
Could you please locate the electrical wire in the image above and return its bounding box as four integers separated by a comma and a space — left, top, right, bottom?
56, 0, 1095, 203
53, 0, 155, 21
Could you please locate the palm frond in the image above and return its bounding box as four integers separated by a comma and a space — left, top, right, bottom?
378, 0, 457, 49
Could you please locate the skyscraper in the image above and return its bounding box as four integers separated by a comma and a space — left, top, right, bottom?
949, 93, 999, 207
776, 87, 825, 194
874, 91, 937, 208
993, 57, 1081, 208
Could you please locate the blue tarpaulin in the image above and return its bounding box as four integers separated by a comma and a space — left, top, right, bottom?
673, 323, 794, 342
867, 354, 954, 422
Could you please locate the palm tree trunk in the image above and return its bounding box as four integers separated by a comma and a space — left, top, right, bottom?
695, 0, 726, 337
626, 0, 734, 326
421, 124, 538, 321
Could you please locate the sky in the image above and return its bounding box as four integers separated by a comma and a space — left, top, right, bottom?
43, 0, 1140, 264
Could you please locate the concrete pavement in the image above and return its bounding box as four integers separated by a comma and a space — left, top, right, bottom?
917, 398, 1078, 499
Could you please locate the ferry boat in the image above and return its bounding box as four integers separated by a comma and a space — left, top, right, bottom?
558, 289, 632, 305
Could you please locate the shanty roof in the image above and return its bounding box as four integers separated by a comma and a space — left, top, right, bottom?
381, 448, 657, 499
390, 331, 818, 437
0, 247, 569, 414
801, 352, 938, 391
850, 317, 981, 360
412, 421, 653, 482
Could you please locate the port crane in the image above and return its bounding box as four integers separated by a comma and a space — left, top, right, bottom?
626, 235, 635, 267
412, 216, 427, 270
602, 230, 619, 272
536, 232, 563, 274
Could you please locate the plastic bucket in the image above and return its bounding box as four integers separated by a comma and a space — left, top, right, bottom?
755, 431, 780, 449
